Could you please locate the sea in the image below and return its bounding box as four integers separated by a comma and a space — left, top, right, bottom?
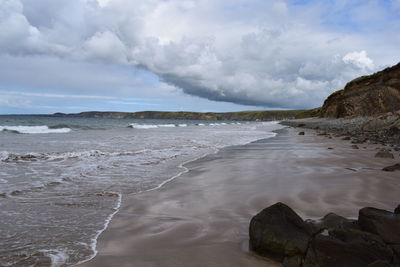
0, 115, 282, 267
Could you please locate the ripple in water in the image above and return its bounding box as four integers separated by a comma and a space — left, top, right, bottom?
0, 117, 281, 266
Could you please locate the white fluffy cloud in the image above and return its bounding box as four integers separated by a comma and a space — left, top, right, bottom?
0, 0, 399, 109
343, 51, 374, 70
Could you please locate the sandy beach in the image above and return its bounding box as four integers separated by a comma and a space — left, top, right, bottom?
80, 126, 400, 267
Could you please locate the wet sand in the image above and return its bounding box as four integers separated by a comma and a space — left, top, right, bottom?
80, 127, 400, 267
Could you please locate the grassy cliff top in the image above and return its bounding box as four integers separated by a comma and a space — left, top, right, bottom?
52, 110, 307, 121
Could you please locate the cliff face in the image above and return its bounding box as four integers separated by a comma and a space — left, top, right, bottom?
321, 63, 400, 118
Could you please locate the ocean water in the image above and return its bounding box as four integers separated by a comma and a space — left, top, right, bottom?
0, 115, 281, 266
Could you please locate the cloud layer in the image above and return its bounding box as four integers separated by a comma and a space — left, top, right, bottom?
1, 0, 400, 109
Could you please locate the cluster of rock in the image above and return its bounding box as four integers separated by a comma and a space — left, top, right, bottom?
282, 112, 400, 146
249, 202, 400, 267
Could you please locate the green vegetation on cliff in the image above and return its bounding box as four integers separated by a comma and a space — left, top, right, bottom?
321, 62, 400, 118
53, 110, 306, 121
294, 107, 322, 119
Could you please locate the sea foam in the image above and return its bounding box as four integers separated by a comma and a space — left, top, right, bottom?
128, 123, 187, 129
0, 125, 71, 134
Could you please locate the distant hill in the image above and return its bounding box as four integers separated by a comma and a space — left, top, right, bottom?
321, 62, 400, 118
52, 110, 305, 121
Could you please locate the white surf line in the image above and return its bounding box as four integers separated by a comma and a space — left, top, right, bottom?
73, 193, 122, 267
75, 126, 281, 266
72, 149, 219, 267
142, 149, 220, 194
141, 123, 283, 195
72, 150, 218, 266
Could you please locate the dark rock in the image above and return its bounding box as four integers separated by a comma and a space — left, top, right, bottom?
283, 255, 302, 267
298, 124, 306, 127
375, 151, 395, 159
359, 207, 400, 244
352, 145, 360, 149
382, 163, 400, 172
298, 132, 305, 135
96, 191, 120, 197
352, 138, 366, 144
250, 203, 400, 267
305, 213, 359, 239
368, 260, 393, 267
395, 205, 400, 215
249, 202, 312, 260
304, 220, 324, 236
387, 126, 400, 136
10, 190, 22, 196
342, 136, 351, 140
391, 244, 400, 259
319, 213, 358, 231
329, 227, 392, 258
303, 232, 393, 267
328, 147, 333, 150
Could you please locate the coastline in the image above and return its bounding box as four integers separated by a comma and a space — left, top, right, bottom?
79, 126, 399, 267
281, 115, 400, 146
74, 123, 280, 266
74, 149, 221, 266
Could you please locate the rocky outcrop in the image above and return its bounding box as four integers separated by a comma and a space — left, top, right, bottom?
382, 164, 400, 172
321, 63, 400, 118
249, 203, 400, 267
281, 114, 400, 145
249, 203, 312, 261
359, 207, 400, 244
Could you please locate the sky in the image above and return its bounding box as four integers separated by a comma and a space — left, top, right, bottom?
0, 0, 399, 114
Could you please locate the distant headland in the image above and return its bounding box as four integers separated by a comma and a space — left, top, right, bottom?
51, 110, 307, 121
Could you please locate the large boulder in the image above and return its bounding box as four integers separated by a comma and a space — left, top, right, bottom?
303, 230, 393, 267
359, 207, 400, 244
250, 203, 400, 267
249, 202, 312, 260
303, 214, 393, 267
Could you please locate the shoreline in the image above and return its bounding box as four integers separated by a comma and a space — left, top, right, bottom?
75, 124, 280, 266
79, 126, 399, 267
75, 150, 220, 266
281, 115, 400, 146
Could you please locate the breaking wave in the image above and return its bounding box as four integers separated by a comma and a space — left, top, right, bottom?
0, 149, 152, 163
0, 125, 71, 134
128, 123, 185, 129
127, 122, 242, 129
